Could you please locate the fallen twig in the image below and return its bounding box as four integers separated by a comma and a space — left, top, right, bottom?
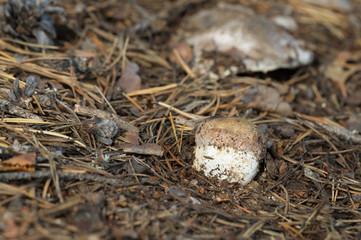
0, 171, 151, 186
0, 99, 41, 119
74, 104, 139, 133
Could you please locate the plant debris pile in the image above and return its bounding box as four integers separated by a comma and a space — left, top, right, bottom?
0, 0, 361, 239
1, 0, 63, 46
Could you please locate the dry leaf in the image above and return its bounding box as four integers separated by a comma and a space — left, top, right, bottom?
243, 85, 293, 116
177, 3, 313, 72
0, 152, 36, 172
214, 194, 231, 203
324, 52, 361, 98
113, 62, 141, 99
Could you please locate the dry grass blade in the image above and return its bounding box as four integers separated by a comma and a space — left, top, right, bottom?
158, 102, 203, 120
161, 143, 185, 167
169, 112, 180, 152
172, 48, 195, 78
0, 118, 52, 124
125, 83, 178, 97
1, 125, 87, 149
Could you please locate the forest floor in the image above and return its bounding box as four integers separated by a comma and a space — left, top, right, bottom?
0, 0, 361, 239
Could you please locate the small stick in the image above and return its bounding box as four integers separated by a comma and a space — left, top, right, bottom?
161, 143, 185, 167
122, 92, 144, 112
169, 112, 180, 152
32, 95, 45, 115
295, 112, 361, 144
164, 156, 173, 171
236, 204, 252, 214
102, 37, 119, 66
122, 143, 164, 157
105, 37, 128, 72
179, 120, 187, 153
95, 85, 117, 114
0, 171, 148, 186
211, 94, 220, 116
0, 118, 51, 124
279, 222, 305, 239
11, 127, 87, 149
42, 178, 51, 199
172, 48, 195, 78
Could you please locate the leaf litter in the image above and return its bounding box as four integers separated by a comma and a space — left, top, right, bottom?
0, 0, 360, 239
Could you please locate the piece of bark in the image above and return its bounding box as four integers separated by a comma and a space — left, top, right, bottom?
81, 118, 118, 145
122, 143, 164, 157
0, 99, 41, 119
74, 104, 139, 133
124, 131, 139, 145
0, 87, 52, 108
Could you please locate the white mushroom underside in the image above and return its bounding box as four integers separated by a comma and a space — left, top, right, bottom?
194, 145, 259, 185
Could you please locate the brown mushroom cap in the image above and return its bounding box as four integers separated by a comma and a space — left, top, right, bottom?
196, 117, 264, 152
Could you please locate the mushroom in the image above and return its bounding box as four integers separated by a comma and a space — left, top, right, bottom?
193, 117, 265, 185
